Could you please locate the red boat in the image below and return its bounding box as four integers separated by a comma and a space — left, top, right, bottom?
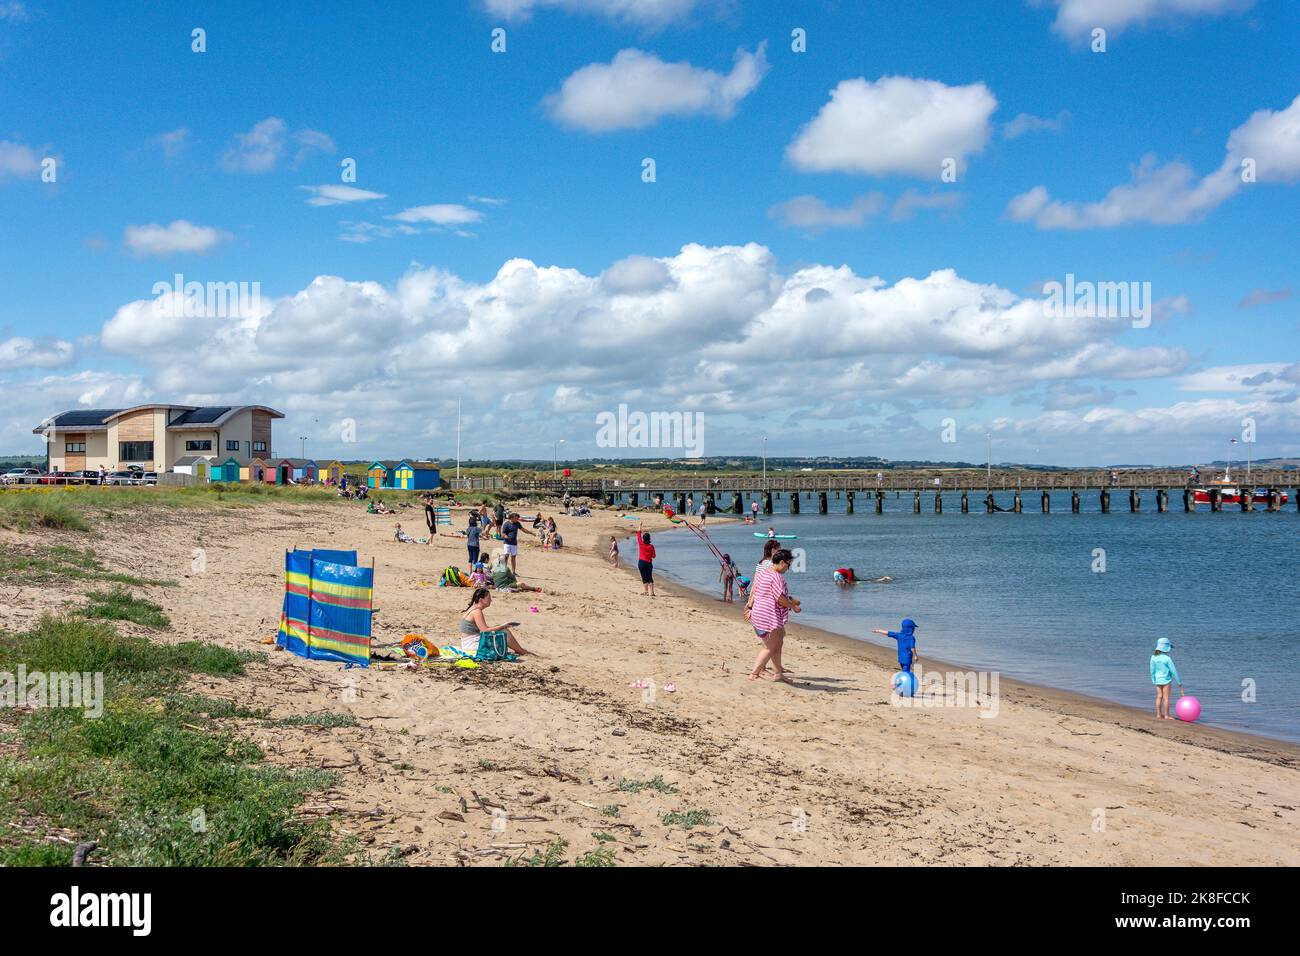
1191, 470, 1288, 506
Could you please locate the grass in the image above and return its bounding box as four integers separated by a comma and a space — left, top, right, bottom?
600, 804, 620, 818
507, 839, 570, 868
0, 614, 335, 866
81, 588, 170, 629
616, 775, 678, 795
0, 544, 176, 588
0, 493, 91, 532
575, 846, 617, 867
660, 809, 713, 829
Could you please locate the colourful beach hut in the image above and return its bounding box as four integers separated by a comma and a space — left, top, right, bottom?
211, 456, 245, 483
173, 456, 211, 481
392, 460, 442, 490
249, 457, 271, 483
367, 460, 399, 489
321, 460, 345, 485
273, 458, 317, 484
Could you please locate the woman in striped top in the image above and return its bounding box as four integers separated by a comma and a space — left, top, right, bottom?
748, 548, 800, 683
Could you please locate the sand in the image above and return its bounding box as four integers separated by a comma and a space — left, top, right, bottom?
3, 496, 1297, 866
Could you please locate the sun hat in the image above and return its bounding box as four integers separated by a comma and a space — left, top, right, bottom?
1155, 637, 1173, 652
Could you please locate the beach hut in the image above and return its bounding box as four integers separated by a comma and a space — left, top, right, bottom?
321, 460, 345, 485
291, 458, 318, 483
173, 456, 211, 481
211, 456, 246, 483
367, 460, 399, 489
248, 457, 270, 483
392, 460, 442, 490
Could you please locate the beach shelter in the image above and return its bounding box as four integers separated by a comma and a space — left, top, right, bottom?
173, 456, 210, 480
322, 460, 345, 485
367, 460, 399, 489
248, 457, 271, 483
392, 460, 442, 490
211, 456, 245, 483
283, 458, 317, 483
272, 458, 301, 485
276, 548, 372, 667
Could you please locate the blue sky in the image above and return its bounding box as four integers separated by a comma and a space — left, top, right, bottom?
1, 0, 1297, 466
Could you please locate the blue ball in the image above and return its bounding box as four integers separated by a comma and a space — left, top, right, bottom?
892, 670, 917, 697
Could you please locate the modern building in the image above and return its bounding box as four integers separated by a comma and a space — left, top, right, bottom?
34, 404, 284, 473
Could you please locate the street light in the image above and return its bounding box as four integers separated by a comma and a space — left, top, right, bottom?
553, 439, 564, 479
299, 435, 308, 458
986, 432, 992, 491
762, 436, 767, 487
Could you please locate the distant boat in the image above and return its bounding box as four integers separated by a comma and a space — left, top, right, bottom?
1191, 468, 1288, 506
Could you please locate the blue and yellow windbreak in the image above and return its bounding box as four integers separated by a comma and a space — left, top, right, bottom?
277, 548, 371, 667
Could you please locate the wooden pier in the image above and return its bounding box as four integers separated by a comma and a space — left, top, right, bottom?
462, 469, 1299, 515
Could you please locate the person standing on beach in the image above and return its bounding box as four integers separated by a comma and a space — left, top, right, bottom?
493, 501, 506, 536
501, 512, 534, 573
750, 498, 759, 521
465, 513, 482, 566
1150, 637, 1185, 721
636, 520, 656, 597
422, 493, 438, 541
608, 535, 619, 567
749, 548, 799, 683
743, 539, 782, 622
872, 619, 918, 675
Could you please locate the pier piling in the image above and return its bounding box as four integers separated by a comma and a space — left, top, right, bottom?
1184, 489, 1193, 512
1013, 492, 1022, 513
1157, 489, 1168, 512
1100, 489, 1110, 513
1241, 490, 1253, 512
790, 493, 800, 515
818, 491, 828, 514
846, 491, 854, 514
960, 491, 969, 513
934, 492, 942, 514
731, 493, 742, 514
913, 492, 921, 514
763, 491, 773, 515
1129, 489, 1140, 513
875, 491, 884, 514
1071, 490, 1080, 513
985, 493, 994, 514
1210, 489, 1222, 512
1041, 491, 1049, 513
630, 492, 639, 507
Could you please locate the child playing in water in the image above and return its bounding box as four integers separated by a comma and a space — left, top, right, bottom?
1150, 637, 1185, 720
719, 553, 737, 603
872, 619, 918, 674
608, 535, 619, 567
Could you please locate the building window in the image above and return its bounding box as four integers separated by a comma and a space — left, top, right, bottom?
186, 440, 212, 451
253, 441, 267, 452
226, 440, 240, 451
119, 441, 154, 462
65, 442, 86, 453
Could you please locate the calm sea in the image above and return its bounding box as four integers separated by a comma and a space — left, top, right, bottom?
634, 490, 1300, 743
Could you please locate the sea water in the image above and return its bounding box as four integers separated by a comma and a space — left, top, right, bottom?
641, 490, 1300, 743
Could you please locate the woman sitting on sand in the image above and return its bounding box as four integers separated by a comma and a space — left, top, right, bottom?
490, 555, 542, 593
459, 587, 530, 656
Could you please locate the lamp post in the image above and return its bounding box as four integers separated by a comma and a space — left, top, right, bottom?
762, 436, 768, 488
553, 439, 564, 479
299, 435, 307, 459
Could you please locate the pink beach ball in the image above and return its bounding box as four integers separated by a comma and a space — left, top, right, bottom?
1174, 696, 1201, 723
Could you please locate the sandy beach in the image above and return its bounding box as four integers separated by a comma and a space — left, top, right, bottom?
4, 495, 1297, 866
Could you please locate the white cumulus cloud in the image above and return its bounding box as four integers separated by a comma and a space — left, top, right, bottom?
786, 76, 998, 178
122, 220, 232, 258
545, 44, 768, 132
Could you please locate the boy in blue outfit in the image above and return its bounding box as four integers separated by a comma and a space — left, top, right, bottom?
872, 618, 919, 673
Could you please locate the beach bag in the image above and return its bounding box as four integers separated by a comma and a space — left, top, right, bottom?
474, 629, 517, 662
441, 566, 464, 587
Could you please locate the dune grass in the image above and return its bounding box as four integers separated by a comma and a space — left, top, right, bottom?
0, 544, 176, 588
0, 614, 340, 866
81, 587, 171, 629
0, 492, 91, 532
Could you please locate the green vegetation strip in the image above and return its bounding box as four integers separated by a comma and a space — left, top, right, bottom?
0, 614, 342, 866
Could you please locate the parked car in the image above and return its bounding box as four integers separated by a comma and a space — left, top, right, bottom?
0, 467, 42, 485
76, 470, 102, 484
106, 471, 139, 486
141, 472, 159, 485
38, 471, 77, 485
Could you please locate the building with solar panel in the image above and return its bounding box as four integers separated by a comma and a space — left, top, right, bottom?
32, 404, 285, 475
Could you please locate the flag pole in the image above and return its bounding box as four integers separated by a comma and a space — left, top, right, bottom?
456, 396, 462, 482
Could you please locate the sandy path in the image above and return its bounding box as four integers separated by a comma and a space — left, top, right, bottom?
4, 496, 1297, 866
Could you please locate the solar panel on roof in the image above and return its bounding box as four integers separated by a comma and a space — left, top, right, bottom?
52, 409, 122, 427
172, 406, 232, 425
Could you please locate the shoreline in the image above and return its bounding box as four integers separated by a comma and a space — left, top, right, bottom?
607, 515, 1300, 765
